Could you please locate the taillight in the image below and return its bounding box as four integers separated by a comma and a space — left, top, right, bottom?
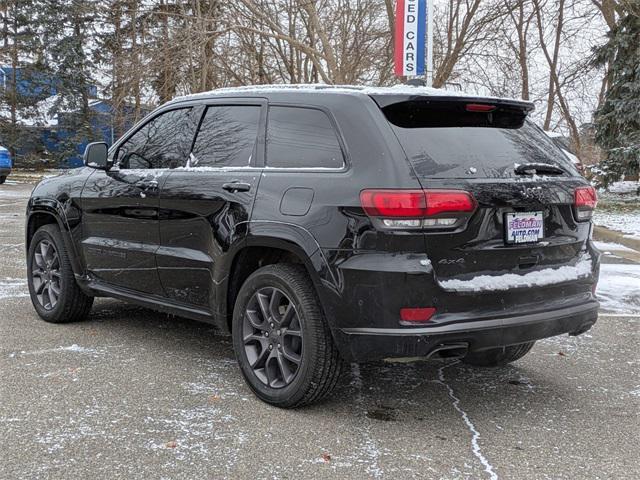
360, 189, 476, 229
424, 190, 476, 216
574, 186, 597, 221
360, 190, 426, 218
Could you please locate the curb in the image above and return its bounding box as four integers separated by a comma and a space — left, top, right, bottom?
593, 225, 640, 252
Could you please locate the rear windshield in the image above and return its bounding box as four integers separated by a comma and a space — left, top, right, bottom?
383, 101, 579, 179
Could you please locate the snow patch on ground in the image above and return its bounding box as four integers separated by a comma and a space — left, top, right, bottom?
0, 277, 28, 299
0, 187, 32, 198
35, 404, 111, 454
143, 406, 248, 475
594, 211, 640, 239
440, 254, 592, 292
9, 344, 106, 358
596, 263, 640, 314
349, 363, 385, 479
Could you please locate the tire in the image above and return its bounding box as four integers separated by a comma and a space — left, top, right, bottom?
27, 224, 94, 323
232, 264, 343, 408
0, 176, 6, 184
462, 342, 535, 367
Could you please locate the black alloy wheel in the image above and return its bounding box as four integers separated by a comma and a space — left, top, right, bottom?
242, 286, 303, 388
31, 239, 62, 310
232, 264, 343, 408
27, 224, 93, 323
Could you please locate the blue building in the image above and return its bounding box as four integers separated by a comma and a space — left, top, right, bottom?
44, 98, 149, 167
0, 66, 98, 99
1, 66, 145, 167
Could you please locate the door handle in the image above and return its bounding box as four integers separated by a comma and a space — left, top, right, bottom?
135, 180, 159, 191
222, 181, 251, 193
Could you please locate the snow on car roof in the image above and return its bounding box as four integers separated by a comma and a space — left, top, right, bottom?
171, 83, 532, 106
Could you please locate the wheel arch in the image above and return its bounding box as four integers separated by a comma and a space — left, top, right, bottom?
26, 206, 85, 277
221, 233, 332, 333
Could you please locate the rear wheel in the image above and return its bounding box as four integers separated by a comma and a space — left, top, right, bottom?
27, 224, 93, 323
232, 264, 342, 408
462, 342, 535, 367
0, 176, 6, 184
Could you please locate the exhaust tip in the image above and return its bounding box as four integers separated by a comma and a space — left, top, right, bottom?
427, 342, 469, 360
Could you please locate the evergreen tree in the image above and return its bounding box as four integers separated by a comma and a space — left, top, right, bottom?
40, 0, 100, 162
0, 0, 48, 164
593, 6, 640, 186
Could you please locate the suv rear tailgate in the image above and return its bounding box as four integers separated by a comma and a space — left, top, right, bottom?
373, 95, 596, 295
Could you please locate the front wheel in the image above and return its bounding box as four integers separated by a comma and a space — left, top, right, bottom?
462, 342, 535, 367
27, 224, 94, 323
232, 264, 343, 408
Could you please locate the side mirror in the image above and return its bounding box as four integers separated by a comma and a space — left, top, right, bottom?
83, 142, 111, 170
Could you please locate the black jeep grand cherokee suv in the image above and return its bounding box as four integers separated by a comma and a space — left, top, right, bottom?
26, 85, 600, 407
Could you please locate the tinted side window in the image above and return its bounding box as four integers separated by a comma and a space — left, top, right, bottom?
267, 107, 344, 168
118, 108, 195, 169
191, 105, 261, 168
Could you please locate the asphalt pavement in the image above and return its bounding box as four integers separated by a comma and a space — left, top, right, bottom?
1, 180, 638, 479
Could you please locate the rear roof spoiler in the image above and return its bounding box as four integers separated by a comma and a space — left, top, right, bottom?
369, 94, 535, 113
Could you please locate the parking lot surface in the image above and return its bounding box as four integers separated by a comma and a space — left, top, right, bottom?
1, 181, 639, 479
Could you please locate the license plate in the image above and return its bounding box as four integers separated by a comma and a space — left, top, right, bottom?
505, 211, 544, 244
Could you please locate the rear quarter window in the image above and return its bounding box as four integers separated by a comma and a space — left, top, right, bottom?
266, 106, 344, 169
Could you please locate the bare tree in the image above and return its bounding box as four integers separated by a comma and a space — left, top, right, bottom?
502, 0, 536, 99
81, 0, 611, 164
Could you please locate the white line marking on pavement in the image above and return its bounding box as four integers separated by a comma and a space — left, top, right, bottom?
436, 362, 498, 480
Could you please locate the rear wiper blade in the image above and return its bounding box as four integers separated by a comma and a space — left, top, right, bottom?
514, 162, 564, 175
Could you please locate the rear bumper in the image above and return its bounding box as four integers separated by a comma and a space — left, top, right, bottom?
318, 247, 600, 362
334, 300, 599, 362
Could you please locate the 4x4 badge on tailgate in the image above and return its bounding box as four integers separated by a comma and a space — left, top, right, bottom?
439, 258, 465, 265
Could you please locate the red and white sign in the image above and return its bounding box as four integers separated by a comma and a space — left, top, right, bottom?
394, 0, 427, 77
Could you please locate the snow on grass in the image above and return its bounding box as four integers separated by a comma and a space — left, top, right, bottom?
440, 254, 592, 292
596, 263, 640, 314
593, 210, 640, 239
608, 181, 640, 195
592, 241, 636, 253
